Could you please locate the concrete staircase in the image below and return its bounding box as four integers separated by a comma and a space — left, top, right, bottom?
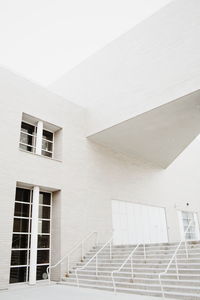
59, 241, 200, 299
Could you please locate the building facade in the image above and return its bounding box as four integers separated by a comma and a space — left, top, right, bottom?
0, 0, 200, 290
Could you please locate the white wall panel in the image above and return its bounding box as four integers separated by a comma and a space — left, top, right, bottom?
112, 200, 168, 245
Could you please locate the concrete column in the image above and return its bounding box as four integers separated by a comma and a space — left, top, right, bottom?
35, 121, 43, 155
29, 186, 40, 285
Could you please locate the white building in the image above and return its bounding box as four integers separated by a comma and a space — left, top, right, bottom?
0, 0, 200, 291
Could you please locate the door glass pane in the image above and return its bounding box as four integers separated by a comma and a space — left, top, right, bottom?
182, 211, 196, 240
38, 220, 50, 234
11, 250, 28, 266
39, 192, 51, 205
15, 188, 31, 203
39, 206, 50, 219
10, 267, 27, 283
38, 235, 50, 248
12, 234, 29, 249
14, 203, 30, 217
37, 250, 49, 264
36, 265, 49, 280
13, 218, 29, 233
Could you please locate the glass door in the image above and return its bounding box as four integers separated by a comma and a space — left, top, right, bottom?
178, 211, 200, 241
10, 188, 32, 283
10, 188, 52, 283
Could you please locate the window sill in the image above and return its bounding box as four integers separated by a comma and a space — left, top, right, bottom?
19, 148, 62, 163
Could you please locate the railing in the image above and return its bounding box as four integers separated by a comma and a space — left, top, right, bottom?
158, 220, 194, 297
75, 237, 113, 287
47, 231, 98, 282
111, 244, 145, 292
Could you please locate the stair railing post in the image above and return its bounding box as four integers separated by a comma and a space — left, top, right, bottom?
96, 254, 98, 277
175, 255, 179, 280
109, 241, 112, 260
67, 255, 70, 275
81, 240, 84, 261
185, 239, 188, 259
159, 274, 165, 298
111, 271, 116, 293
131, 253, 134, 281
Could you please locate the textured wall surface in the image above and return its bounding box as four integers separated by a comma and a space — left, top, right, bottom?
1, 67, 200, 288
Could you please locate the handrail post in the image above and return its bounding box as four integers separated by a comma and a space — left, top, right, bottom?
159, 274, 165, 298
175, 255, 179, 280
67, 256, 70, 275
81, 240, 84, 261
131, 254, 134, 281
75, 269, 79, 288
96, 254, 98, 277
111, 271, 116, 293
110, 241, 112, 260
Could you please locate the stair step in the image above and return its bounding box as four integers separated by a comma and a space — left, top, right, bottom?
58, 282, 200, 299
65, 274, 200, 286
62, 277, 200, 292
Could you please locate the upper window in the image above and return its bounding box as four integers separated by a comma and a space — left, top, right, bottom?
19, 122, 54, 158
19, 113, 62, 160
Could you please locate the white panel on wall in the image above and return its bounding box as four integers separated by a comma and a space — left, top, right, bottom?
112, 200, 168, 245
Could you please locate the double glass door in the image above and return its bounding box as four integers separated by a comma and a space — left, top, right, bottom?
10, 187, 51, 283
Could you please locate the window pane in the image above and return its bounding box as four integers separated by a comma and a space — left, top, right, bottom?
13, 218, 29, 233
42, 150, 52, 158
11, 250, 28, 266
36, 265, 49, 280
43, 130, 53, 141
19, 143, 35, 153
42, 140, 53, 152
10, 267, 27, 283
37, 250, 49, 264
15, 188, 31, 203
20, 132, 35, 146
39, 192, 51, 205
12, 234, 29, 249
14, 203, 30, 218
39, 206, 50, 219
38, 220, 50, 234
38, 235, 50, 248
21, 122, 35, 135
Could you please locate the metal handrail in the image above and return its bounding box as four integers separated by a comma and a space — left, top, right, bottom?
159, 220, 194, 297
75, 237, 113, 287
47, 231, 98, 282
111, 244, 143, 292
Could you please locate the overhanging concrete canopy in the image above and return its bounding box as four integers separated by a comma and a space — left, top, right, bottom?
88, 90, 200, 168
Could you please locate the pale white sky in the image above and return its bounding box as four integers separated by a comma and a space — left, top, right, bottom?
0, 0, 171, 86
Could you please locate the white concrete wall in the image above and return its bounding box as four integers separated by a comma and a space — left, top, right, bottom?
50, 0, 200, 135
1, 67, 200, 288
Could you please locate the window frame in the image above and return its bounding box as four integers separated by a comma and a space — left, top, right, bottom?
19, 121, 54, 159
